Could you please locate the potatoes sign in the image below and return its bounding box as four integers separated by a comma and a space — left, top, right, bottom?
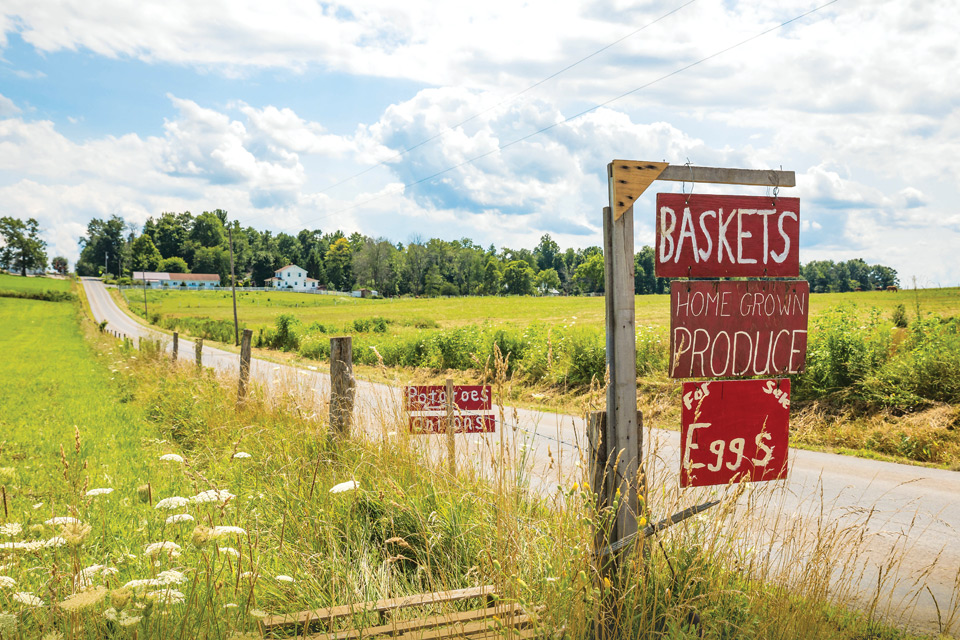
656, 193, 800, 278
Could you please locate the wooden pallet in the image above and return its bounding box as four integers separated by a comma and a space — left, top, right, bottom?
260, 586, 542, 639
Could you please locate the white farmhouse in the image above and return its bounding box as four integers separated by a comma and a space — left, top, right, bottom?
265, 264, 319, 291
132, 272, 220, 289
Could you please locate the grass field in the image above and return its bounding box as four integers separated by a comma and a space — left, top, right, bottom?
0, 287, 951, 637
0, 273, 72, 293
119, 285, 960, 333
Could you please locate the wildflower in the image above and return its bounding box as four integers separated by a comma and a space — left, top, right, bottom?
276, 575, 294, 583
41, 631, 64, 640
155, 496, 190, 510
14, 592, 44, 607
159, 454, 185, 463
85, 488, 114, 497
191, 525, 213, 546
44, 536, 69, 548
240, 571, 255, 579
0, 613, 17, 635
59, 586, 107, 611
118, 612, 142, 627
111, 589, 132, 609
32, 502, 43, 509
329, 480, 358, 494
61, 521, 92, 546
192, 489, 236, 504
0, 577, 15, 589
218, 547, 240, 558
144, 541, 181, 558
231, 452, 251, 459
0, 523, 22, 537
248, 608, 267, 619
157, 570, 186, 585
224, 602, 239, 608
210, 526, 246, 538
146, 589, 185, 605
44, 516, 80, 526
165, 514, 194, 525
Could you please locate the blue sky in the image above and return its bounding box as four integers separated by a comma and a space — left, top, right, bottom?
1, 0, 958, 286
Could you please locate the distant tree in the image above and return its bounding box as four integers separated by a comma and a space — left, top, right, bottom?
250, 252, 277, 287
502, 260, 536, 296
51, 256, 69, 275
534, 234, 561, 272
193, 246, 229, 283
0, 217, 47, 276
77, 215, 127, 277
481, 258, 502, 295
160, 256, 189, 273
324, 237, 353, 290
353, 238, 396, 294
190, 211, 226, 248
536, 268, 561, 295
574, 253, 605, 293
131, 234, 162, 271
405, 238, 428, 295
424, 264, 443, 297
145, 212, 193, 261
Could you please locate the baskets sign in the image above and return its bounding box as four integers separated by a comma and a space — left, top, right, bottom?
656, 193, 800, 278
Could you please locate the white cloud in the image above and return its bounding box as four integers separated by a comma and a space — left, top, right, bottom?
0, 93, 20, 116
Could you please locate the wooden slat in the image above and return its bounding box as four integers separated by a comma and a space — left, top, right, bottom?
461, 627, 543, 640
305, 605, 523, 640
393, 612, 532, 640
608, 160, 668, 220
262, 586, 495, 632
659, 164, 795, 187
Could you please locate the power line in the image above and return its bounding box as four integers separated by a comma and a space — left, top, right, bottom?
315, 0, 699, 195
310, 0, 841, 223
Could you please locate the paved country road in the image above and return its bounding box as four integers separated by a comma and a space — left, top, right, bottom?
81, 278, 959, 634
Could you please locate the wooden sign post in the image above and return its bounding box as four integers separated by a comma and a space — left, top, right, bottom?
601, 161, 796, 558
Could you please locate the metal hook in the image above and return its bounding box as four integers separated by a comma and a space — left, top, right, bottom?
772, 164, 781, 205
683, 158, 695, 205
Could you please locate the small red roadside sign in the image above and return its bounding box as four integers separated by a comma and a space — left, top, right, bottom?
655, 193, 800, 278
404, 385, 492, 412
669, 280, 809, 379
409, 414, 495, 435
404, 384, 495, 435
680, 379, 790, 487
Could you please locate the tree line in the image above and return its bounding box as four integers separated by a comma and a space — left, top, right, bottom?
10, 211, 873, 296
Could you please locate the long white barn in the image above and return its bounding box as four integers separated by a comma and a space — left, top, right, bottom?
131, 272, 221, 289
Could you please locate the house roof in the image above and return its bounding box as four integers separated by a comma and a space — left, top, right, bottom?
276, 264, 302, 273
305, 277, 319, 282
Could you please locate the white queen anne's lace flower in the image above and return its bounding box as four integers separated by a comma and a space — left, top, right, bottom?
210, 526, 246, 538
218, 547, 240, 558
159, 454, 185, 463
145, 589, 185, 605
0, 576, 15, 589
144, 541, 182, 558
44, 516, 80, 526
192, 490, 236, 504
14, 592, 43, 607
330, 480, 358, 494
276, 575, 294, 583
85, 488, 113, 497
231, 452, 251, 459
0, 523, 22, 537
165, 514, 194, 525
155, 497, 190, 510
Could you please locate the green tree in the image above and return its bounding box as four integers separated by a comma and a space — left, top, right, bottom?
51, 256, 69, 275
536, 268, 561, 295
160, 256, 189, 273
502, 260, 536, 296
193, 246, 229, 283
131, 234, 162, 271
481, 258, 502, 295
424, 264, 443, 297
190, 211, 226, 248
77, 215, 127, 277
0, 217, 47, 276
574, 253, 605, 293
534, 234, 561, 272
250, 251, 276, 287
325, 237, 353, 290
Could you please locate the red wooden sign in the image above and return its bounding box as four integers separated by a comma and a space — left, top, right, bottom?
404, 385, 492, 412
409, 414, 496, 434
680, 379, 790, 487
669, 280, 808, 379
655, 193, 800, 278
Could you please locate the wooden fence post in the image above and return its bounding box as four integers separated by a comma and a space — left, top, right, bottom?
330, 337, 355, 437
172, 332, 179, 362
445, 378, 456, 475
195, 338, 203, 370
237, 329, 253, 403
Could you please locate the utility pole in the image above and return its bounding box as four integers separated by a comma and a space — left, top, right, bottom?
105, 251, 109, 278
142, 270, 149, 318
228, 224, 239, 346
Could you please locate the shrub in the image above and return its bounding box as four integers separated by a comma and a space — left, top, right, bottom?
273, 313, 302, 351
891, 303, 908, 328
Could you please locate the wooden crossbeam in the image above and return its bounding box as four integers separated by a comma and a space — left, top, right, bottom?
304, 604, 525, 640
609, 160, 796, 220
